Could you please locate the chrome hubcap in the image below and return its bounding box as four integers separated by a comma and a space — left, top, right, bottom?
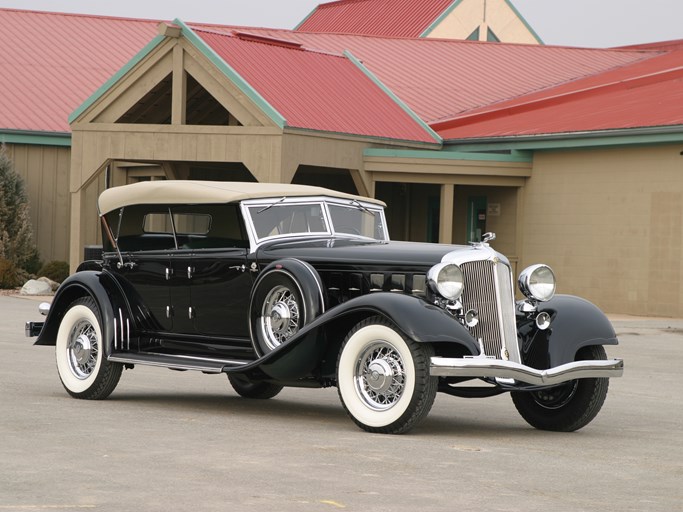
67, 320, 98, 380
355, 341, 406, 411
261, 285, 300, 350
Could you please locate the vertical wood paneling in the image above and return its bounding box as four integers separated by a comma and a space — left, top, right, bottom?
4, 143, 71, 263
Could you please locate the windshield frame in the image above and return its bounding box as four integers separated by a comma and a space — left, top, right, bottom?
241, 195, 389, 250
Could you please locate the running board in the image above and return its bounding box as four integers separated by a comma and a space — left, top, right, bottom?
108, 352, 252, 373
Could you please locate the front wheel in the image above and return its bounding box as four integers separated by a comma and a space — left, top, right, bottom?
511, 345, 610, 432
336, 317, 437, 434
55, 297, 122, 400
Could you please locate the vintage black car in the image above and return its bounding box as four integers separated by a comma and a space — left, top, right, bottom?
26, 181, 623, 434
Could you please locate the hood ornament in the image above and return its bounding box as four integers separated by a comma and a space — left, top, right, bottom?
471, 232, 496, 248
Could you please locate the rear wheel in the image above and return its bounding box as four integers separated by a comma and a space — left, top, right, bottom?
336, 317, 437, 434
55, 297, 122, 399
511, 345, 609, 432
228, 374, 283, 399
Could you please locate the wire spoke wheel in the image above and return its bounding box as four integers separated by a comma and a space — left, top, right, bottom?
66, 319, 99, 380
55, 297, 122, 400
337, 316, 437, 434
355, 342, 407, 411
260, 284, 301, 350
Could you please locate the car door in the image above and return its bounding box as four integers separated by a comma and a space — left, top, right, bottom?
168, 203, 253, 339
190, 248, 252, 338
110, 205, 175, 333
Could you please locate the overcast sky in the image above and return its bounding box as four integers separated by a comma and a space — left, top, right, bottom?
0, 0, 679, 48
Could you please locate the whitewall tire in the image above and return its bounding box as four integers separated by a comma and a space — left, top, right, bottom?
55, 297, 122, 399
336, 317, 437, 434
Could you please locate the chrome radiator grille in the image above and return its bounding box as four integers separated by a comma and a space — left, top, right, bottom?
460, 260, 520, 361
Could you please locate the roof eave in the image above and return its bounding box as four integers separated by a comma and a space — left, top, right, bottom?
445, 125, 683, 151
343, 50, 443, 146
1, 129, 72, 147
69, 34, 166, 125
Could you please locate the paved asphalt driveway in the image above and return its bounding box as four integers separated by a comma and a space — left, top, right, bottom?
0, 294, 681, 512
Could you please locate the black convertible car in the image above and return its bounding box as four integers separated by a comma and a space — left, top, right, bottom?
26, 181, 623, 434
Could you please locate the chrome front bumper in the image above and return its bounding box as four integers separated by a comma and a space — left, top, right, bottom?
430, 356, 624, 386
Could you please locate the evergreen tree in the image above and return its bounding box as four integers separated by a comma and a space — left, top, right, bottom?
0, 144, 40, 272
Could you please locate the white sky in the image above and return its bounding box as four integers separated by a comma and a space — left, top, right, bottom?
0, 0, 680, 48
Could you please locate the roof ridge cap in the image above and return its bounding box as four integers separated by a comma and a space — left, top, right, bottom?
432, 54, 683, 131
0, 6, 162, 24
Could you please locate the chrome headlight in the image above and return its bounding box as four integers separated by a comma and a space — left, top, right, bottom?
428, 263, 464, 300
518, 264, 556, 302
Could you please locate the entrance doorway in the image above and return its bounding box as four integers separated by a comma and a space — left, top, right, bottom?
467, 196, 487, 243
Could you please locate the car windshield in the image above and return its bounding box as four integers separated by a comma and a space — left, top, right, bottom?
246, 199, 387, 242
328, 203, 385, 239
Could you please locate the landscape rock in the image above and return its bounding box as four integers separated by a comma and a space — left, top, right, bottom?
38, 276, 60, 291
20, 279, 53, 296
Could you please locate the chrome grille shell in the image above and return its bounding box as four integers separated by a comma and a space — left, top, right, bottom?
441, 247, 521, 363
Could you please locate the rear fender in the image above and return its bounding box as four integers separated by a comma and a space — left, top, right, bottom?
35, 271, 130, 357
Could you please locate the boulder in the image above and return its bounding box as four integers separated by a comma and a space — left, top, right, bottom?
20, 279, 53, 296
38, 276, 60, 291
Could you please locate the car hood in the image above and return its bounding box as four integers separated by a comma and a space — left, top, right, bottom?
256, 238, 474, 270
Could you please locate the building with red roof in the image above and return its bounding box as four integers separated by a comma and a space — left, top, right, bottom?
296, 0, 542, 44
3, 5, 683, 316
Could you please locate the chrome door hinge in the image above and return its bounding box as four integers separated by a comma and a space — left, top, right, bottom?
165, 267, 173, 280
187, 266, 195, 279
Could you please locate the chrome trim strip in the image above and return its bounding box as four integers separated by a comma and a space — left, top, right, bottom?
108, 357, 224, 373
430, 357, 624, 386
107, 354, 250, 373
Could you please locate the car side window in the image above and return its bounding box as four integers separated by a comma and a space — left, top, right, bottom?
171, 204, 249, 249
105, 203, 248, 252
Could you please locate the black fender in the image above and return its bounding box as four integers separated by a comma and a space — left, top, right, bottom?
531, 294, 618, 367
248, 258, 326, 355
241, 292, 480, 381
34, 271, 131, 357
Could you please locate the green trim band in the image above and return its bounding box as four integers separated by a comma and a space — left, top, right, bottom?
284, 127, 441, 149
175, 19, 287, 129
364, 147, 532, 162
69, 35, 166, 124
503, 0, 544, 44
343, 50, 442, 145
420, 0, 463, 37
294, 5, 319, 30
448, 126, 683, 152
0, 130, 71, 147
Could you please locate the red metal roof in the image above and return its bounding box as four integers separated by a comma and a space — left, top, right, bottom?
195, 28, 438, 143
432, 47, 683, 140
296, 0, 456, 37
195, 26, 657, 124
1, 8, 677, 143
0, 8, 160, 133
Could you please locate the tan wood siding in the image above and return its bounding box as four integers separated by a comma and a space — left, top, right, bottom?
4, 143, 71, 263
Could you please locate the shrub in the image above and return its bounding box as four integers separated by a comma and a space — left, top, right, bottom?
0, 145, 41, 272
0, 258, 21, 289
38, 260, 70, 283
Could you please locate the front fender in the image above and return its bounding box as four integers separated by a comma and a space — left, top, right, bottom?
35, 271, 129, 357
535, 295, 619, 367
244, 293, 480, 381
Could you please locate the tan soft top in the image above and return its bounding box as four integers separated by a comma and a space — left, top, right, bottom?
98, 180, 385, 215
